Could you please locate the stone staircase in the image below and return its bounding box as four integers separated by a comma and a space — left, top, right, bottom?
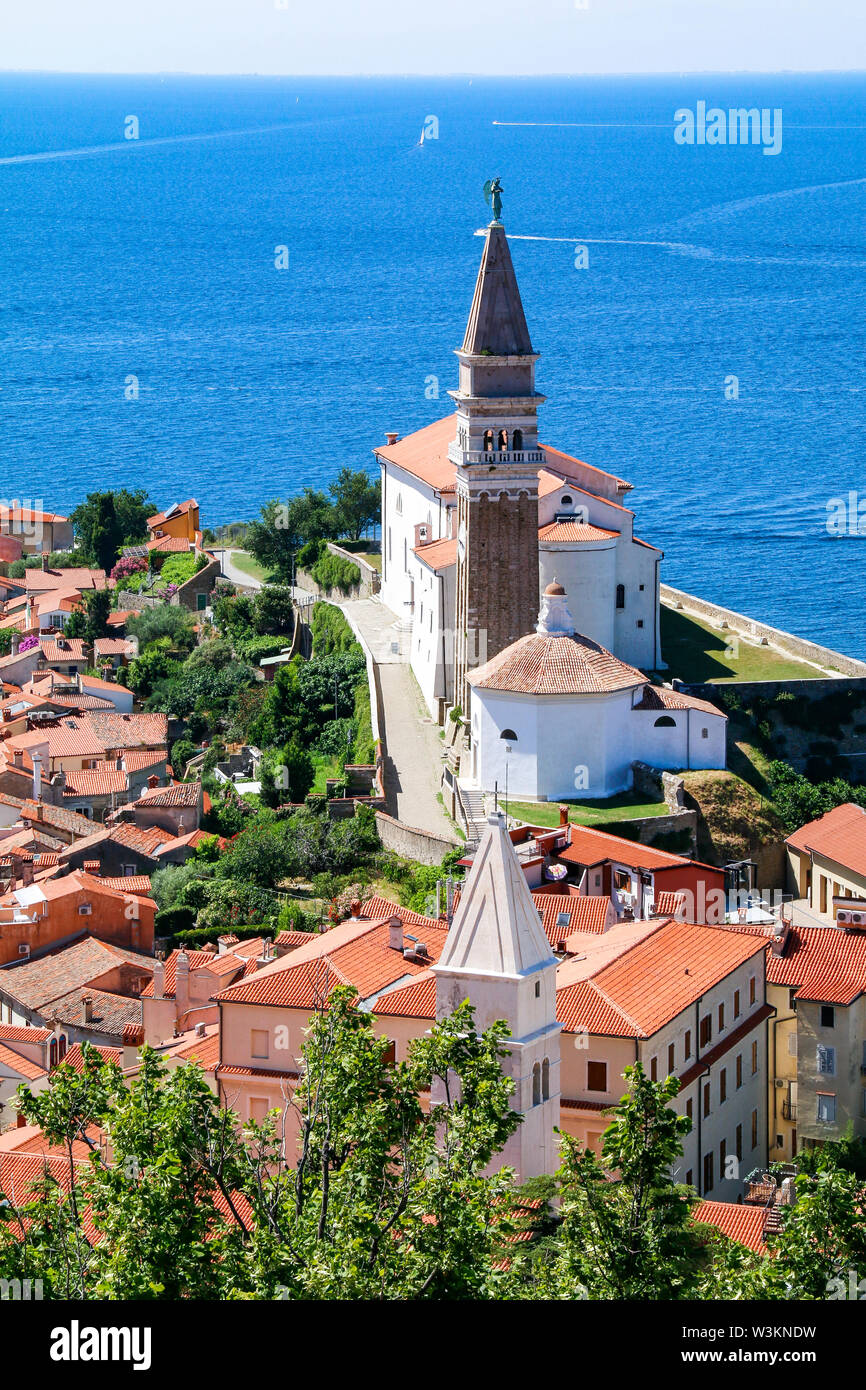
457, 782, 487, 845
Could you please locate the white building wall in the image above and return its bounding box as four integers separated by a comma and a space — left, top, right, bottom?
631, 707, 727, 772
539, 541, 617, 651
470, 686, 639, 801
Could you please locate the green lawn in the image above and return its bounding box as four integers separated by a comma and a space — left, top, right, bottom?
655, 604, 823, 684
227, 551, 274, 584
357, 551, 381, 572
508, 793, 668, 829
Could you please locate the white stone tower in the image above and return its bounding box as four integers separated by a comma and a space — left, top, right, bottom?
431, 810, 561, 1181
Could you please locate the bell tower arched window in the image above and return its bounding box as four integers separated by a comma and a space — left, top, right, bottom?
532, 1062, 541, 1107
483, 429, 494, 453
542, 1058, 550, 1101
616, 584, 625, 610
497, 429, 508, 451
512, 429, 523, 450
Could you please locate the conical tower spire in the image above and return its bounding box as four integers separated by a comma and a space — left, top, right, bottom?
461, 224, 534, 358
432, 811, 562, 1181
436, 812, 556, 977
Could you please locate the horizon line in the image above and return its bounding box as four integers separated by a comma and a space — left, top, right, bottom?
2, 66, 866, 79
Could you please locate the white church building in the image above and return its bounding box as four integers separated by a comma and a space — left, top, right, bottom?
376, 218, 665, 721
467, 582, 727, 802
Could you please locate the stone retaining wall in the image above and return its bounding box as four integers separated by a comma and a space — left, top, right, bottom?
662, 584, 866, 678
373, 809, 459, 865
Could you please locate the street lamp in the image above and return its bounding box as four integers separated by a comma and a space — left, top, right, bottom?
499, 728, 518, 824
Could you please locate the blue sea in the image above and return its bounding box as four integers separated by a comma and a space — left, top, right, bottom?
0, 73, 864, 656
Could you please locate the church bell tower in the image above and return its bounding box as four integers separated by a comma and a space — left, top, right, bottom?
451, 202, 545, 713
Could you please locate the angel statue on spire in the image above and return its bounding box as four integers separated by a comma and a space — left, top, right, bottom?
483, 177, 503, 223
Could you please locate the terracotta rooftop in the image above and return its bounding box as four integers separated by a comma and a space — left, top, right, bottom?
37, 637, 89, 663
786, 802, 866, 878
133, 781, 200, 809
538, 521, 619, 544
467, 630, 646, 696
767, 924, 866, 1006
0, 1041, 47, 1081
216, 914, 449, 1010
62, 767, 129, 799
0, 936, 153, 1013
558, 822, 693, 872
633, 684, 726, 720
693, 1199, 768, 1255
375, 414, 632, 503
413, 536, 458, 572
570, 919, 768, 1038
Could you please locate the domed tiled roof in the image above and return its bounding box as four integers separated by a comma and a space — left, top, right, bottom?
467, 630, 647, 696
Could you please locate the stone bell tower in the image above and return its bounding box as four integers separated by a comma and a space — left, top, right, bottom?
431, 811, 562, 1181
450, 213, 545, 714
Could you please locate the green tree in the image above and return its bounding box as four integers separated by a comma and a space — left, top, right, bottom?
253, 585, 295, 636
65, 587, 113, 645
329, 467, 380, 542
69, 491, 124, 572
126, 603, 196, 654
245, 493, 337, 582
514, 1064, 700, 1300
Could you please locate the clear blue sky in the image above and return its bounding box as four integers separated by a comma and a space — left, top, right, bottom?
2, 0, 864, 75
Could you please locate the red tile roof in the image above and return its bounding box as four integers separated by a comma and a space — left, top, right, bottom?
375, 414, 632, 503
37, 638, 88, 663
60, 1043, 122, 1073
413, 536, 458, 572
216, 914, 449, 1010
556, 920, 767, 1038
0, 1024, 51, 1044
558, 823, 689, 872
533, 891, 612, 941
468, 630, 646, 696
538, 521, 619, 543
633, 685, 726, 720
372, 973, 437, 1018
62, 767, 129, 798
147, 500, 198, 528
0, 1042, 47, 1081
786, 803, 866, 878
692, 1200, 768, 1255
133, 781, 200, 808
767, 925, 866, 1006
591, 921, 767, 1038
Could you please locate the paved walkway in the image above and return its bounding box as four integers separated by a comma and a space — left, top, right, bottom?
340, 598, 458, 841
211, 549, 312, 605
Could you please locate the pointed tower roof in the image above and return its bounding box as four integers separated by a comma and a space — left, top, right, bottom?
461, 224, 534, 358
434, 812, 556, 978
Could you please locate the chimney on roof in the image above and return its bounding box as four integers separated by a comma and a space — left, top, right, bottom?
147, 774, 159, 790
12, 750, 23, 769
32, 751, 42, 803
41, 553, 48, 572
195, 1020, 207, 1038
770, 919, 790, 956
121, 1022, 144, 1070
174, 950, 190, 1022
388, 913, 404, 953
82, 995, 93, 1024
256, 940, 275, 970
558, 804, 569, 828
20, 860, 34, 887
152, 957, 165, 999
10, 632, 19, 655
